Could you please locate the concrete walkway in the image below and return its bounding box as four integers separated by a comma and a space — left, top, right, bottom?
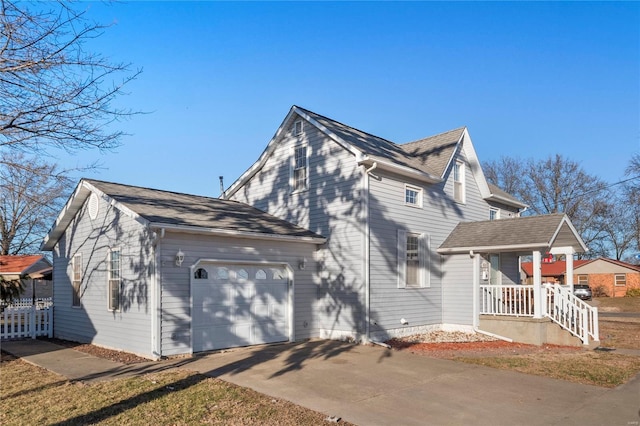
3, 339, 639, 426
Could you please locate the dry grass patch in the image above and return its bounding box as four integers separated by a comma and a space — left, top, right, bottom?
456, 351, 640, 388
0, 352, 346, 426
599, 320, 640, 349
594, 297, 640, 313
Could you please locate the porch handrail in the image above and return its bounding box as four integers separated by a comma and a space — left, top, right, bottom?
544, 283, 599, 345
480, 285, 535, 317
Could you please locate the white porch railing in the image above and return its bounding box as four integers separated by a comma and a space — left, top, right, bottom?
1, 298, 53, 340
480, 284, 599, 345
545, 284, 599, 345
480, 285, 535, 316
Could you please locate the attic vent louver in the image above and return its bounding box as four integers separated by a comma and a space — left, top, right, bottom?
88, 193, 99, 220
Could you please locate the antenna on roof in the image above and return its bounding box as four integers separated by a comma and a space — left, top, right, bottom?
219, 176, 225, 199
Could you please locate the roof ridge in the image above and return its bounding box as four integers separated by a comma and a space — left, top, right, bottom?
400, 126, 466, 147
294, 105, 397, 146
84, 178, 240, 204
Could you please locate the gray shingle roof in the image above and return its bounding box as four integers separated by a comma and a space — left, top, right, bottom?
438, 214, 587, 253
297, 106, 463, 178
86, 179, 324, 240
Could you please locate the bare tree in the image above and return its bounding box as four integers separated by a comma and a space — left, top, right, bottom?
0, 152, 72, 255
484, 154, 609, 258
624, 154, 640, 262
0, 0, 140, 155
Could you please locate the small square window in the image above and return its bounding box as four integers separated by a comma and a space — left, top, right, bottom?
489, 208, 500, 220
615, 274, 626, 286
405, 185, 422, 207
578, 275, 588, 285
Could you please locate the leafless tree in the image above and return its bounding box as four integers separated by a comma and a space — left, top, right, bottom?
624, 153, 640, 262
484, 154, 609, 258
0, 152, 72, 255
0, 0, 140, 156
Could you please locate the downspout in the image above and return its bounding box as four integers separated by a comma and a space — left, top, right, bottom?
363, 162, 377, 342
150, 227, 165, 359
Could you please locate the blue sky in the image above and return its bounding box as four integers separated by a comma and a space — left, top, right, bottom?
60, 1, 639, 197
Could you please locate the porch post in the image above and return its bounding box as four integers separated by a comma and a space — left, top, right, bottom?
565, 253, 574, 293
472, 252, 480, 328
533, 250, 543, 319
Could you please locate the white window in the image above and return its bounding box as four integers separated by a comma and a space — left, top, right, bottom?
72, 254, 82, 307
578, 275, 588, 285
615, 274, 626, 286
397, 230, 430, 288
453, 160, 465, 203
489, 254, 501, 285
294, 120, 304, 136
489, 208, 500, 220
405, 184, 422, 207
108, 249, 121, 311
291, 145, 309, 192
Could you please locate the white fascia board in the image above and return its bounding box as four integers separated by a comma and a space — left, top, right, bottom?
40, 181, 92, 250
437, 242, 550, 254
459, 128, 494, 200
486, 194, 528, 209
293, 106, 364, 158
358, 157, 442, 184
150, 222, 327, 245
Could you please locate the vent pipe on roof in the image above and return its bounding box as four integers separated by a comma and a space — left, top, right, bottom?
219, 176, 225, 199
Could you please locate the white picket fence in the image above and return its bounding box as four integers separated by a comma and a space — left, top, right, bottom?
1, 298, 53, 340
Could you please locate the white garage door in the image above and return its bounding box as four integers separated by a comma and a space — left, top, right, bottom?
192, 264, 290, 352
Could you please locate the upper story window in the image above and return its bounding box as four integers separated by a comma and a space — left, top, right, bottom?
291, 145, 309, 192
294, 120, 304, 136
489, 208, 500, 220
72, 254, 82, 307
108, 249, 121, 311
405, 184, 422, 208
453, 160, 465, 203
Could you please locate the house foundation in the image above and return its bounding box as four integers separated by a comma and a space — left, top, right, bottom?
479, 315, 592, 347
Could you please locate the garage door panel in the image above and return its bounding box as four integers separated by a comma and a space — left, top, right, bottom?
192, 264, 289, 352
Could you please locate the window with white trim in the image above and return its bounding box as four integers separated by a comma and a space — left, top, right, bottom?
108, 249, 121, 311
489, 208, 500, 220
294, 120, 304, 136
72, 254, 82, 307
405, 184, 422, 207
578, 275, 588, 285
615, 274, 626, 286
397, 230, 430, 288
291, 145, 309, 192
453, 160, 465, 203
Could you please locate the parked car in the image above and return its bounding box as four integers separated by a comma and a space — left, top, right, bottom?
573, 284, 592, 301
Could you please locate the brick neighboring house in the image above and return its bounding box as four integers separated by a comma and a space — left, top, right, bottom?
520, 260, 590, 285
573, 258, 640, 297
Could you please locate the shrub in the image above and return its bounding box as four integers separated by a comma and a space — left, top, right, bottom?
592, 285, 609, 298
625, 288, 640, 297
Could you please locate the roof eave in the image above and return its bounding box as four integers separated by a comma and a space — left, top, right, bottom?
437, 242, 551, 254
358, 157, 442, 184
149, 222, 327, 245
485, 194, 528, 209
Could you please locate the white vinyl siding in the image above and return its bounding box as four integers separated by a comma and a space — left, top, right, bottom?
52, 194, 154, 358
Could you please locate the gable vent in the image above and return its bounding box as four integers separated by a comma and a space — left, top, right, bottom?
88, 193, 99, 220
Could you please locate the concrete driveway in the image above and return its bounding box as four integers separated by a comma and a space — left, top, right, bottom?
4, 339, 639, 425
175, 340, 638, 426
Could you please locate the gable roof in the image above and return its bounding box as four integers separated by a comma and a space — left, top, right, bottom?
437, 213, 588, 254
574, 257, 640, 273
0, 255, 51, 277
225, 105, 525, 209
41, 179, 326, 251
520, 260, 591, 277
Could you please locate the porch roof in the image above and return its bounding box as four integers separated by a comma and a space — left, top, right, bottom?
437, 213, 588, 254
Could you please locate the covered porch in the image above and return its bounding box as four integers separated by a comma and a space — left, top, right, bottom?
438, 213, 599, 346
